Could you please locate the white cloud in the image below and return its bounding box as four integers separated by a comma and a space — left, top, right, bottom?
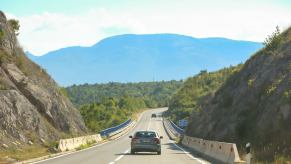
7, 5, 291, 56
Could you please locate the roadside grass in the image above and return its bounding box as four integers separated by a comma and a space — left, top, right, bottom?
274, 155, 291, 164
175, 137, 182, 143
0, 144, 51, 162
75, 140, 97, 151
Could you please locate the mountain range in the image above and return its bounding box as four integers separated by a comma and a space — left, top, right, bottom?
27, 34, 263, 86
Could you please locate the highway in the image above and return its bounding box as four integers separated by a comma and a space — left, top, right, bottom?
35, 108, 210, 164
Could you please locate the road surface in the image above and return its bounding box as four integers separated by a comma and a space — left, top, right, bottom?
35, 108, 209, 164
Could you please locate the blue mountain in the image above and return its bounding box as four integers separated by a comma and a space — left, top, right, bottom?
27, 34, 263, 86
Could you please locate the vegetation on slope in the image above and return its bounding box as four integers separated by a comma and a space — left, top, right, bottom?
66, 81, 183, 132
185, 27, 291, 162
167, 66, 242, 124
66, 81, 182, 108
79, 97, 146, 133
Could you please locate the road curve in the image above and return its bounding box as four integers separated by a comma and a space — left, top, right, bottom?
34, 108, 209, 164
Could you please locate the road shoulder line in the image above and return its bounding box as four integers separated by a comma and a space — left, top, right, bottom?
169, 140, 208, 164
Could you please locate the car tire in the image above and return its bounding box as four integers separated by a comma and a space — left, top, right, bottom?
157, 151, 161, 155
131, 149, 135, 154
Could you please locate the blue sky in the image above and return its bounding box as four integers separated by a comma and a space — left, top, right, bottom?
1, 0, 291, 55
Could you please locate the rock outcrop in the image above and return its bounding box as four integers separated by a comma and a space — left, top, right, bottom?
0, 11, 86, 147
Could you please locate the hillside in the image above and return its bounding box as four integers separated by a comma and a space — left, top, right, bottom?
186, 27, 291, 161
66, 81, 182, 132
167, 66, 242, 123
66, 80, 183, 107
0, 11, 86, 160
28, 34, 262, 86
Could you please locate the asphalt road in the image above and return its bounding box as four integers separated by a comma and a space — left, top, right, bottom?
35, 108, 210, 164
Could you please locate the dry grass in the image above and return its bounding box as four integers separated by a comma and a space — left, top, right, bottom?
0, 145, 51, 163
75, 140, 97, 151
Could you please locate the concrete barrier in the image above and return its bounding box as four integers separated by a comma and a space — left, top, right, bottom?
181, 136, 245, 164
58, 119, 136, 152
58, 134, 102, 152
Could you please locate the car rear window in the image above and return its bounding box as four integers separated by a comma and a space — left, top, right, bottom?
135, 131, 156, 138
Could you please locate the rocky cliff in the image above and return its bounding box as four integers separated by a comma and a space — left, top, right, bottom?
0, 11, 86, 148
186, 27, 291, 161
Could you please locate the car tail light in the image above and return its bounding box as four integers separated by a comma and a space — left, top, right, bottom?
153, 138, 160, 144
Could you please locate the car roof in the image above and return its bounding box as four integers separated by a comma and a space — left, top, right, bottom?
135, 130, 157, 133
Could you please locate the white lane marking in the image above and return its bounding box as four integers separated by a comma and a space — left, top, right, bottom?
147, 117, 152, 130
30, 141, 111, 164
169, 140, 208, 164
109, 148, 129, 164
31, 110, 148, 164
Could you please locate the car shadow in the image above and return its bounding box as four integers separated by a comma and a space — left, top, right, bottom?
162, 142, 182, 151
115, 152, 158, 156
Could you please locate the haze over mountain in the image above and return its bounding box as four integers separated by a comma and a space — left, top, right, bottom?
28, 34, 263, 86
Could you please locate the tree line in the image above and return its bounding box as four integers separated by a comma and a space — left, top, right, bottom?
65, 80, 183, 132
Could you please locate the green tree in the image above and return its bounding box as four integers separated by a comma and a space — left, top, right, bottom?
65, 80, 183, 132
263, 26, 282, 52
66, 80, 182, 108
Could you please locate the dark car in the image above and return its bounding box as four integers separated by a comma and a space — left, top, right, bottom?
151, 114, 157, 118
129, 131, 163, 155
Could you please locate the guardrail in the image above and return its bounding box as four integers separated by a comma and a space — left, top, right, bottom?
168, 119, 185, 135
163, 118, 184, 139
100, 119, 132, 137
182, 136, 245, 164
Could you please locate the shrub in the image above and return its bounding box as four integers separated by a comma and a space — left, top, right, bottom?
0, 83, 6, 90
248, 79, 255, 87
263, 26, 282, 52
59, 87, 68, 97
75, 140, 96, 151
267, 85, 276, 95
44, 141, 59, 149
0, 29, 4, 46
8, 19, 20, 36
283, 90, 291, 103
0, 51, 13, 65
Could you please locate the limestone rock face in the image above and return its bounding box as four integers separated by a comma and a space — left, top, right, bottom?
0, 11, 18, 55
0, 11, 86, 147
